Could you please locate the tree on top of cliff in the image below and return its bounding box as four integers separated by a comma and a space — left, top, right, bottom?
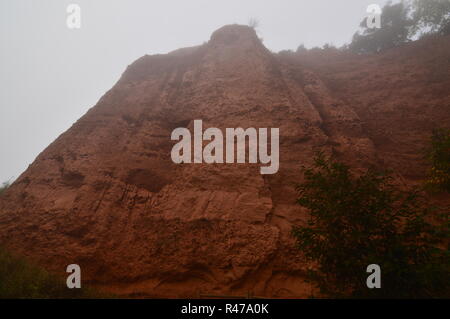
350, 1, 413, 54
349, 1, 450, 54
292, 153, 449, 298
248, 18, 260, 30
411, 0, 450, 36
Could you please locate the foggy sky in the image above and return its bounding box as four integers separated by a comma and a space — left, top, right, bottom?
0, 0, 392, 183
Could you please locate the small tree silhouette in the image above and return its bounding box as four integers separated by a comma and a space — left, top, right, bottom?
248, 18, 260, 29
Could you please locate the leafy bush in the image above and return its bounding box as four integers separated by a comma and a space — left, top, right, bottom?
0, 248, 107, 298
427, 128, 450, 192
411, 0, 450, 36
292, 153, 449, 298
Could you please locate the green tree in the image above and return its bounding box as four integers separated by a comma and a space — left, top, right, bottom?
350, 1, 413, 54
292, 154, 449, 298
411, 0, 450, 36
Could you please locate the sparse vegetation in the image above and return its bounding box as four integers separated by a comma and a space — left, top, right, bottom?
0, 181, 10, 196
426, 128, 450, 192
248, 17, 260, 30
292, 153, 449, 298
0, 184, 109, 298
0, 248, 107, 298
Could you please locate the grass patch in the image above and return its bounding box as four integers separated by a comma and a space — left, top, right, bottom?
0, 248, 109, 298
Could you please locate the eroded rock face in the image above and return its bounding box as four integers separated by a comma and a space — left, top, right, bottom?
0, 25, 449, 297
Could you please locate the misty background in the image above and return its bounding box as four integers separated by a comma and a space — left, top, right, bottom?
0, 0, 392, 183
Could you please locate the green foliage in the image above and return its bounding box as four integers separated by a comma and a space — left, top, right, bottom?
292, 153, 449, 298
427, 128, 450, 192
350, 2, 413, 54
349, 0, 450, 54
0, 248, 107, 298
411, 0, 450, 36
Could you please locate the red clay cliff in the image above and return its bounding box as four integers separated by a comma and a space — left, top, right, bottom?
0, 25, 449, 297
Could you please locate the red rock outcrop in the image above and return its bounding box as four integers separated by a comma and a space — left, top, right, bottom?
0, 25, 449, 297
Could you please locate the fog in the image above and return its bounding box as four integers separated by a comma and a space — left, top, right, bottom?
0, 0, 392, 183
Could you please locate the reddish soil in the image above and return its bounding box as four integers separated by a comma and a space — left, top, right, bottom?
0, 25, 449, 297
